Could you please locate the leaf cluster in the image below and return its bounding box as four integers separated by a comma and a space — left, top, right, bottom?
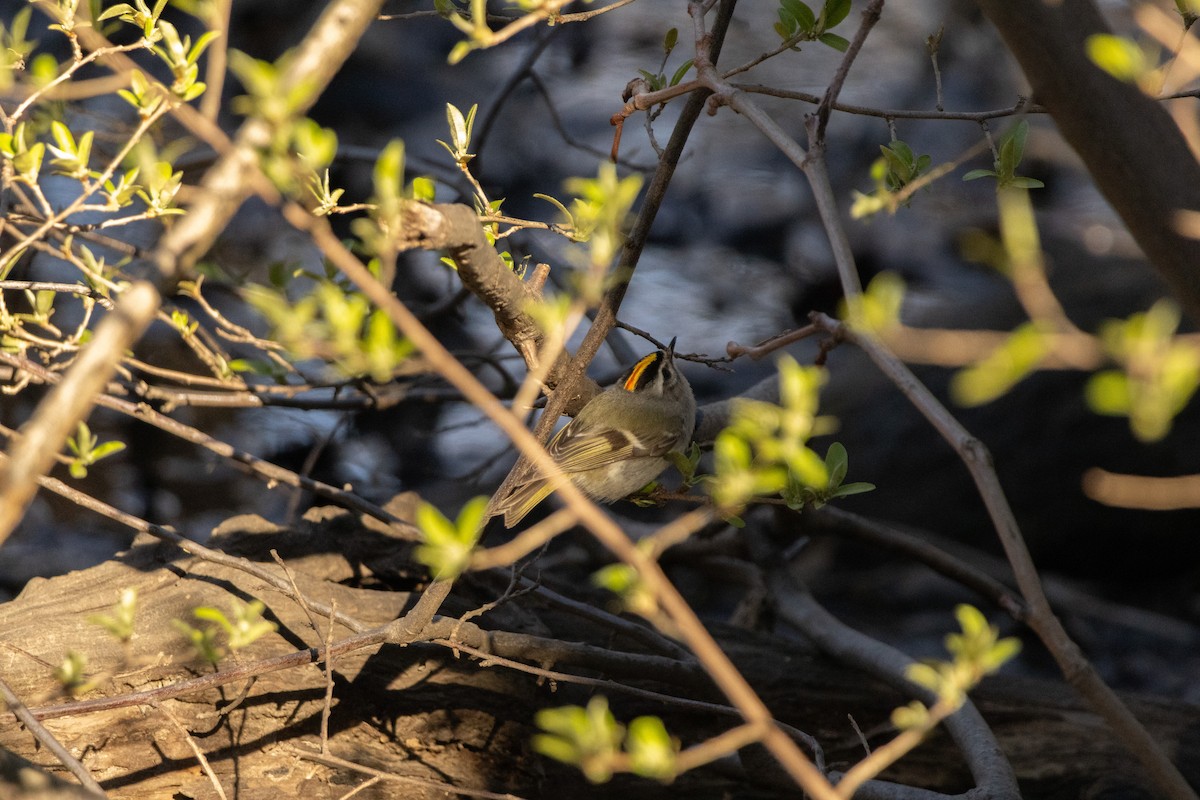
774, 0, 852, 52
1086, 300, 1200, 442
894, 605, 1021, 730
851, 139, 933, 217
963, 121, 1044, 189
710, 356, 870, 512
534, 696, 678, 784
173, 599, 278, 667
65, 420, 126, 480
413, 497, 488, 579
243, 279, 415, 384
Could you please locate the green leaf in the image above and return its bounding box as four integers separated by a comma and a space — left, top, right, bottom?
414, 499, 483, 579
891, 700, 930, 730
88, 588, 138, 643
669, 59, 694, 87
455, 495, 489, 540
981, 636, 1023, 672
533, 697, 623, 784
962, 168, 998, 182
996, 120, 1031, 183
374, 138, 406, 208
1085, 370, 1132, 415
880, 144, 913, 182
955, 604, 988, 638
193, 606, 233, 631
951, 322, 1047, 406
448, 40, 474, 65
625, 716, 677, 781
1085, 34, 1148, 83
818, 32, 850, 51
831, 481, 875, 498
90, 441, 127, 460
822, 0, 852, 28
1006, 176, 1045, 189
411, 175, 436, 202
886, 139, 915, 166
824, 441, 848, 487
663, 27, 678, 54
905, 662, 943, 693
781, 0, 816, 30
50, 120, 76, 154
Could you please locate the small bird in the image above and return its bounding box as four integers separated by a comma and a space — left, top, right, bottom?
490, 339, 696, 528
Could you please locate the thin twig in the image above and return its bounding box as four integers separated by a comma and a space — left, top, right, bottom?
815, 0, 886, 143
156, 702, 228, 800
428, 637, 824, 769
293, 748, 530, 800
469, 509, 578, 569
0, 674, 107, 797
320, 599, 338, 752
733, 85, 1043, 121
0, 351, 418, 539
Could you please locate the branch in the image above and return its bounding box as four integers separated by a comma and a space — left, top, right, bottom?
0, 675, 107, 797
398, 202, 588, 396
814, 0, 885, 142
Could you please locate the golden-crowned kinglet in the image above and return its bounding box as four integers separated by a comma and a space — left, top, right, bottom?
491, 339, 696, 528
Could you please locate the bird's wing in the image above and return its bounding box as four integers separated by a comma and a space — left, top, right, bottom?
548, 423, 678, 472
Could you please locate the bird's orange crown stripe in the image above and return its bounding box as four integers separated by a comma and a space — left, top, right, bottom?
623, 352, 659, 391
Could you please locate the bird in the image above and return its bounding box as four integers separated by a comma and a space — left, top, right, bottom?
490, 339, 696, 528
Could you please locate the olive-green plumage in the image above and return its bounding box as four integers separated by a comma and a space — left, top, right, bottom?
490, 341, 696, 528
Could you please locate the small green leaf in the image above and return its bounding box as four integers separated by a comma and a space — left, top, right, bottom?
955, 604, 988, 638
831, 481, 875, 498
625, 716, 677, 781
951, 322, 1047, 406
824, 441, 848, 487
891, 700, 930, 731
781, 0, 816, 30
1086, 33, 1148, 83
822, 0, 852, 28
50, 120, 75, 153
818, 32, 850, 51
88, 588, 138, 643
411, 175, 436, 202
905, 662, 943, 693
1006, 176, 1045, 189
669, 58, 694, 87
663, 27, 678, 54
90, 441, 127, 460
193, 606, 232, 631
962, 168, 998, 182
97, 3, 137, 22
1085, 370, 1132, 415
456, 495, 489, 539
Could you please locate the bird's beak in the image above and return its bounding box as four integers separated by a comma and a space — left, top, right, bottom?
667, 336, 677, 356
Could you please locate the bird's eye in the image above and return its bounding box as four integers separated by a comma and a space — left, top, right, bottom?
662, 367, 673, 381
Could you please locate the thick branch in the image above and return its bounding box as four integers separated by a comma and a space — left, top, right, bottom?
975, 0, 1200, 324
400, 202, 585, 392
